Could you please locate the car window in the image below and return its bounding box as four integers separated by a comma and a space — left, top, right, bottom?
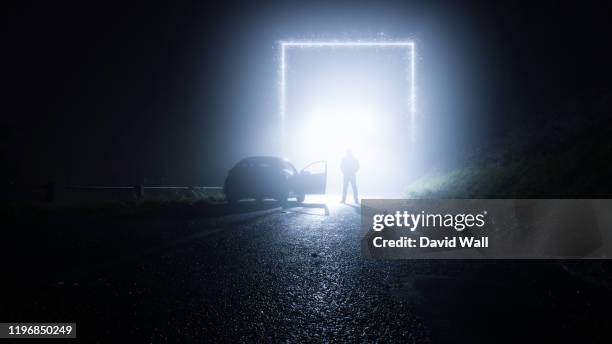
237, 161, 252, 168
237, 158, 296, 175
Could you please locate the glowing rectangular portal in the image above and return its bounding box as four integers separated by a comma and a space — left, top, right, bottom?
279, 40, 416, 141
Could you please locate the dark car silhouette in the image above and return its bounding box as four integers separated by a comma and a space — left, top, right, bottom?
224, 156, 327, 204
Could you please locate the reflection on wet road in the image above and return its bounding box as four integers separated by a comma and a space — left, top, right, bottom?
122, 199, 612, 342
130, 201, 429, 341
5, 197, 611, 342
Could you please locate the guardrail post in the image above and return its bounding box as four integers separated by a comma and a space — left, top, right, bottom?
134, 184, 144, 200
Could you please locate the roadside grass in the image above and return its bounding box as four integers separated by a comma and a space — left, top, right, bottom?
406, 108, 612, 199
404, 101, 612, 287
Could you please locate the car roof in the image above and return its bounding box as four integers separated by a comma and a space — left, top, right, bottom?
239, 156, 287, 163
237, 156, 295, 168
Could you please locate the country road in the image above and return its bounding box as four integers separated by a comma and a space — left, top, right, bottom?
2, 199, 611, 343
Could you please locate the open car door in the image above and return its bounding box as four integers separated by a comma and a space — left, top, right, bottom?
299, 160, 327, 195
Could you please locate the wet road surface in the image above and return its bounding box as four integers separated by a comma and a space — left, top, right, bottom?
3, 200, 612, 342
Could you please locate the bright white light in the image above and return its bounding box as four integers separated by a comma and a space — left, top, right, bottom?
279, 40, 416, 142
302, 106, 375, 157
281, 42, 415, 47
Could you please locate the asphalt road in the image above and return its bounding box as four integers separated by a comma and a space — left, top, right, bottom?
3, 200, 612, 343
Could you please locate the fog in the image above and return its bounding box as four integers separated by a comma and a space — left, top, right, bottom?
8, 1, 574, 191
206, 2, 489, 195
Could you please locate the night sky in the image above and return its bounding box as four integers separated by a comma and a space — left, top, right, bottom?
4, 1, 612, 186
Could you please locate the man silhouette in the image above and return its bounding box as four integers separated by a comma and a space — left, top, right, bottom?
341, 150, 360, 204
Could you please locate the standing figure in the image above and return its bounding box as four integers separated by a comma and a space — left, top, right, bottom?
341, 150, 360, 204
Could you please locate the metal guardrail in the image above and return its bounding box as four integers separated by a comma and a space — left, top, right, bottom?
66, 185, 224, 200
5, 183, 224, 202
65, 186, 223, 190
